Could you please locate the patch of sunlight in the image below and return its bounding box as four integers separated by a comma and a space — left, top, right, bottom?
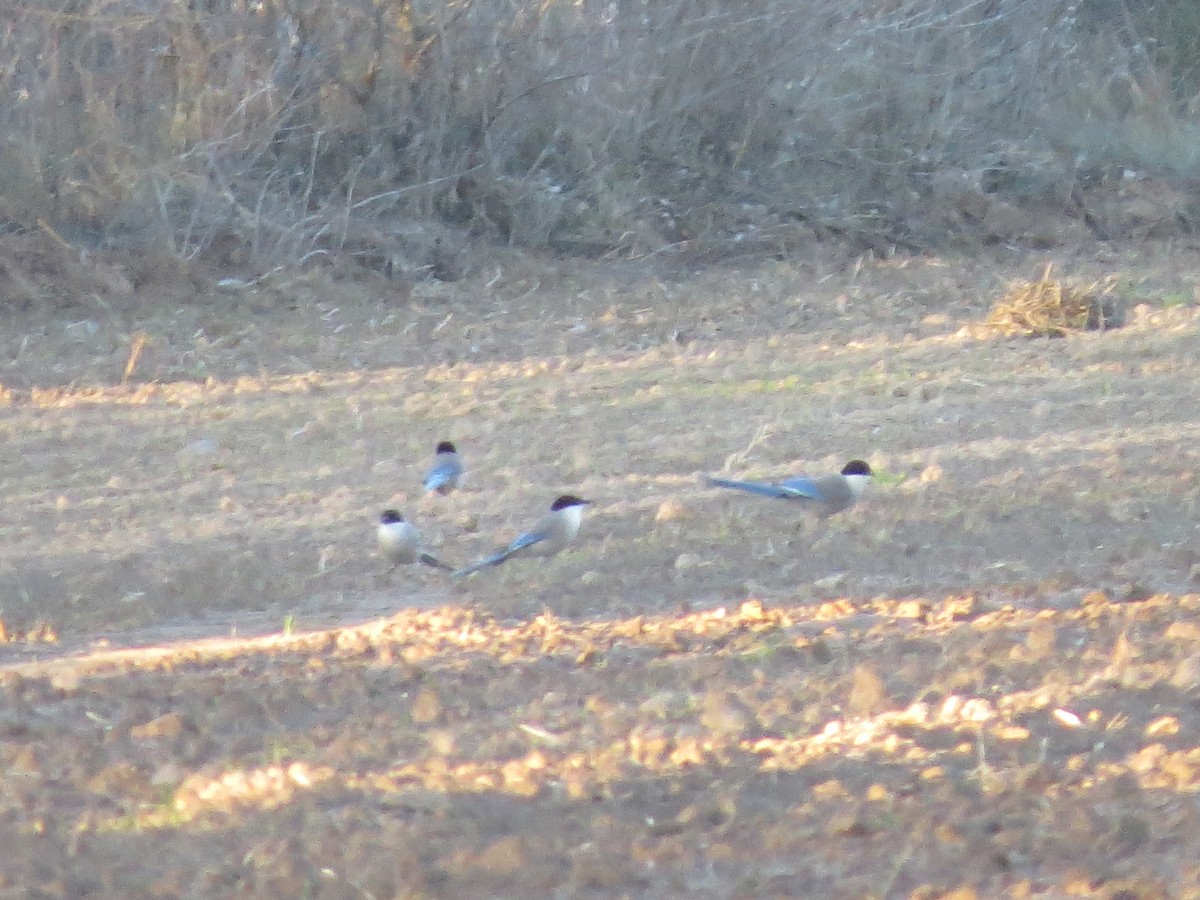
97, 761, 335, 832
68, 590, 1200, 839
23, 372, 370, 410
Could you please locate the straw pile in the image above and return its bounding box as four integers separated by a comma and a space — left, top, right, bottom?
985, 263, 1122, 337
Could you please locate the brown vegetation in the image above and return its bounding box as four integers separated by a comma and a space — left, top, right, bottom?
3, 2, 1200, 895
984, 264, 1123, 337
3, 0, 1200, 280
1, 241, 1200, 894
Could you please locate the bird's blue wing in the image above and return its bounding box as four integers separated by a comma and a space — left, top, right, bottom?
775, 476, 823, 500
505, 528, 547, 555
424, 461, 458, 492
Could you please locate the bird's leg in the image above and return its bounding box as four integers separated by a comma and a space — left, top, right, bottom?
376, 561, 397, 586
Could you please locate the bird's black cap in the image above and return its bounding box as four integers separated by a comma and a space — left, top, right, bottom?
841, 460, 872, 477
435, 441, 457, 454
380, 509, 405, 524
550, 495, 590, 511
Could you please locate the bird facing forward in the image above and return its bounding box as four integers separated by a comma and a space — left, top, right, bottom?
423, 441, 463, 495
377, 509, 452, 572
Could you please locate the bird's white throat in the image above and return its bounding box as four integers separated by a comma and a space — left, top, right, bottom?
844, 473, 870, 497
378, 521, 416, 547
559, 503, 584, 538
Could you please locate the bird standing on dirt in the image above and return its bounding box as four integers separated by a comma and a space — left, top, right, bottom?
704, 459, 873, 517
377, 510, 452, 572
454, 495, 591, 577
423, 441, 463, 495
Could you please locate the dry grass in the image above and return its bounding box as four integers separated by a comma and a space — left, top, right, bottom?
985, 263, 1124, 337
2, 0, 1199, 275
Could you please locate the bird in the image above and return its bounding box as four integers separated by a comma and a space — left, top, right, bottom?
704, 459, 873, 517
423, 441, 463, 495
454, 495, 591, 577
377, 509, 452, 572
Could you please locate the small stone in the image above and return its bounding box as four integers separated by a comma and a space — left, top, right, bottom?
655, 497, 692, 523
674, 553, 707, 570
848, 664, 885, 716
410, 686, 442, 725
131, 712, 188, 741
472, 835, 527, 876
1170, 653, 1200, 691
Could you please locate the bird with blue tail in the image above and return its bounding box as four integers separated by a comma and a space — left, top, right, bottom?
423, 440, 463, 495
704, 459, 872, 517
454, 495, 591, 578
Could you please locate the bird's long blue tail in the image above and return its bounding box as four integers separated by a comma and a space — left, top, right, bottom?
453, 549, 514, 578
452, 531, 545, 577
419, 552, 453, 572
705, 475, 796, 499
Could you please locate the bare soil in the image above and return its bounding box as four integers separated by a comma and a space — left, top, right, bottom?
2, 236, 1200, 897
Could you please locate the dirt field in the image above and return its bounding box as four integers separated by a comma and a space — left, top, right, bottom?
2, 239, 1200, 897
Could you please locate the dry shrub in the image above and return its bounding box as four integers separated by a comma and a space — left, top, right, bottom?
0, 0, 1193, 279
985, 263, 1123, 337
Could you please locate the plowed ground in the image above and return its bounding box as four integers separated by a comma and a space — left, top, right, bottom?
2, 242, 1200, 897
